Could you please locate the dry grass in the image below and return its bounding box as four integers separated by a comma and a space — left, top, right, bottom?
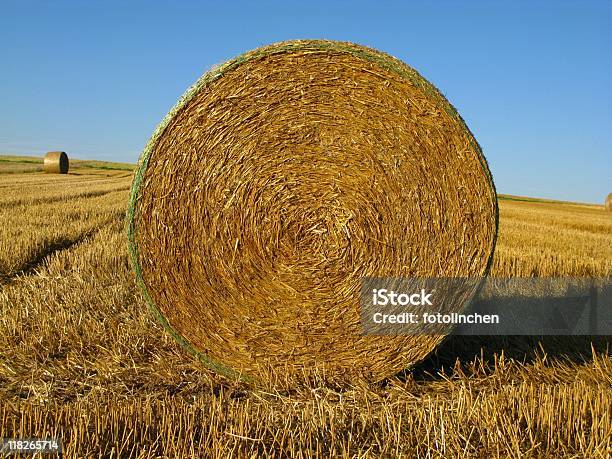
0, 161, 611, 457
0, 163, 43, 174
0, 174, 130, 281
3, 376, 610, 458
491, 200, 612, 277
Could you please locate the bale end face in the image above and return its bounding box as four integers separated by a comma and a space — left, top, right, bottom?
128, 40, 498, 388
605, 193, 612, 211
44, 151, 69, 174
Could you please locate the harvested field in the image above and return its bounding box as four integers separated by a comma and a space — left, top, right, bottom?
0, 158, 611, 457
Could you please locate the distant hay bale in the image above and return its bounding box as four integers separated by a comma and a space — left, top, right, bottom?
606, 194, 612, 211
127, 40, 498, 387
44, 151, 69, 174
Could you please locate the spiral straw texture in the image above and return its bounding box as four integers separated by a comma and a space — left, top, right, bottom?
127, 40, 498, 387
44, 151, 69, 174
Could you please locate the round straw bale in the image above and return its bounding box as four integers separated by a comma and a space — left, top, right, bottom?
127, 40, 498, 387
43, 151, 69, 174
606, 193, 612, 211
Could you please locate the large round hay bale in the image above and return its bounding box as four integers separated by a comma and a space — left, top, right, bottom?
606, 193, 612, 211
127, 40, 498, 387
43, 151, 69, 174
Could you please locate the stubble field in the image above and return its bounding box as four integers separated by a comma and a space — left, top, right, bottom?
0, 155, 610, 458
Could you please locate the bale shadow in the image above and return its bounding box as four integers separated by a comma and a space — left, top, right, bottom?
404, 281, 611, 381
406, 334, 611, 382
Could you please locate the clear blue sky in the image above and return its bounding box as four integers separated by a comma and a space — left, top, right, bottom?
1, 1, 610, 203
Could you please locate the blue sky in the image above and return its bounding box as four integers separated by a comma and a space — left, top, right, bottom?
1, 1, 610, 203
